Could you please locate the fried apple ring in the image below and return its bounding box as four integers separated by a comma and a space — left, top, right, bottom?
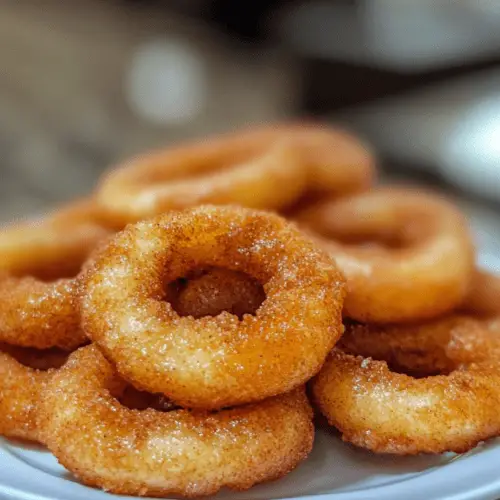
96, 123, 374, 227
166, 266, 265, 319
295, 187, 475, 323
0, 275, 87, 350
81, 206, 345, 409
312, 316, 500, 455
0, 199, 110, 350
0, 198, 110, 280
39, 345, 314, 497
0, 343, 69, 442
96, 134, 307, 227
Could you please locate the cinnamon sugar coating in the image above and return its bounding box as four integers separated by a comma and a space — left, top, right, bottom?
0, 344, 69, 441
312, 317, 500, 454
81, 206, 345, 409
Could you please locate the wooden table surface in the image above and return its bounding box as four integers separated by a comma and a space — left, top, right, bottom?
0, 0, 295, 223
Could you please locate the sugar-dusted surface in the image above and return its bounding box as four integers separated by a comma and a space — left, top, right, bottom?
313, 316, 500, 455
1, 417, 490, 500
0, 199, 111, 350
0, 277, 85, 350
0, 346, 69, 442
38, 345, 314, 498
1, 215, 500, 500
81, 206, 345, 409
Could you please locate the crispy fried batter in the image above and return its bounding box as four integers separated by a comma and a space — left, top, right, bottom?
81, 206, 345, 409
0, 276, 86, 350
0, 344, 69, 441
0, 199, 110, 350
0, 198, 110, 279
313, 317, 500, 454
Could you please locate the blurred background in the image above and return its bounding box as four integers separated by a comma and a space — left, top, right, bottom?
1, 0, 499, 248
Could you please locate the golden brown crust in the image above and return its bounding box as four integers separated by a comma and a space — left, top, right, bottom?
96, 133, 308, 227
0, 345, 69, 442
95, 123, 375, 227
39, 345, 314, 497
0, 198, 110, 279
280, 123, 376, 194
295, 187, 475, 323
0, 276, 86, 350
81, 206, 345, 409
0, 199, 110, 350
312, 317, 500, 455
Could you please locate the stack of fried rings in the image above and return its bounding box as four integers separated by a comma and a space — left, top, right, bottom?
35, 205, 346, 497
0, 121, 498, 498
79, 206, 345, 409
0, 199, 110, 441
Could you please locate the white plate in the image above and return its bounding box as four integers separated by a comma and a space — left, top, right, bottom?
1, 427, 500, 500
1, 227, 499, 500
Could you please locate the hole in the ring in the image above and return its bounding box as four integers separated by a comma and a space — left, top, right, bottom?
381, 360, 450, 379
165, 266, 266, 319
111, 383, 238, 413
111, 383, 179, 412
27, 262, 83, 282
0, 343, 70, 371
318, 230, 409, 250
338, 326, 453, 379
341, 347, 452, 379
351, 352, 453, 379
299, 213, 430, 251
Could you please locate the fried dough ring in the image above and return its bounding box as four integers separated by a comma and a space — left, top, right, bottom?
166, 267, 265, 319
0, 200, 110, 350
295, 187, 475, 323
0, 276, 87, 350
39, 345, 314, 498
96, 123, 374, 227
81, 206, 345, 409
0, 198, 110, 280
312, 317, 500, 455
0, 344, 68, 442
96, 134, 307, 227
